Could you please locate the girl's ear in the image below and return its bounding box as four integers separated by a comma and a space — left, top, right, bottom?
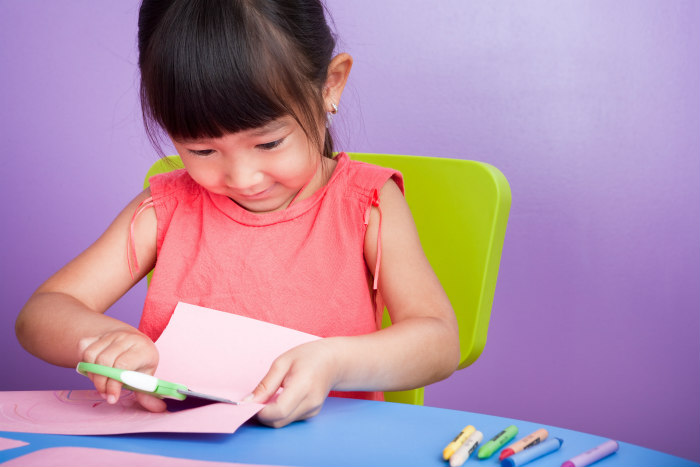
323, 53, 353, 112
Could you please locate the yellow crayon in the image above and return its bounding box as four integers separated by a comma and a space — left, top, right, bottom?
442, 425, 476, 460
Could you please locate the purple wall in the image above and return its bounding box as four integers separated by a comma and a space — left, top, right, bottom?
1, 1, 698, 462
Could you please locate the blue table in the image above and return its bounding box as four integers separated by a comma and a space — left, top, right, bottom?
0, 397, 696, 466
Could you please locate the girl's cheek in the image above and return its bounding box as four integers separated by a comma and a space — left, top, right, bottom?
184, 163, 222, 191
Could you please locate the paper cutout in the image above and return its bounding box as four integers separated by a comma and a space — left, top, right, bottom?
1, 446, 290, 466
0, 436, 28, 451
0, 302, 318, 435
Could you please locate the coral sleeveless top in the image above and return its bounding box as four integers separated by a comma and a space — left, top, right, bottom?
138, 153, 403, 401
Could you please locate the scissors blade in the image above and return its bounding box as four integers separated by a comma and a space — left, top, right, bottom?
176, 389, 239, 405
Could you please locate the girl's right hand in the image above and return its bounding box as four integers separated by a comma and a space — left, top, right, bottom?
78, 329, 166, 413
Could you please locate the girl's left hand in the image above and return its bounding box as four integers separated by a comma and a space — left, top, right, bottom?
249, 339, 341, 428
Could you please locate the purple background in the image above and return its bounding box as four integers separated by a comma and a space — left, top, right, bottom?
1, 1, 698, 462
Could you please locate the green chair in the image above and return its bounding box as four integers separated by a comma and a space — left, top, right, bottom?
144, 153, 511, 406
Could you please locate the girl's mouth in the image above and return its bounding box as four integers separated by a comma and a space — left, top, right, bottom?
238, 184, 276, 200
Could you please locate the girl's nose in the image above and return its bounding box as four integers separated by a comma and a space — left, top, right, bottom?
223, 159, 264, 192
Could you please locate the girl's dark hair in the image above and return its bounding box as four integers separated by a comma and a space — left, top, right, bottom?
137, 0, 336, 158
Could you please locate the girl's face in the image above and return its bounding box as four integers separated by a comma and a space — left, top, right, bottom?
171, 116, 326, 213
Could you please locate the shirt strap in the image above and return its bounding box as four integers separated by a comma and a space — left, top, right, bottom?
127, 196, 154, 279
364, 188, 383, 290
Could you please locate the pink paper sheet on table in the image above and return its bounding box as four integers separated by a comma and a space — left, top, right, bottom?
1, 446, 291, 467
0, 302, 318, 435
0, 436, 28, 451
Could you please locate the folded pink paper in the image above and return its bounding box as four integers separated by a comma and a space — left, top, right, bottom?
0, 302, 318, 435
154, 302, 319, 401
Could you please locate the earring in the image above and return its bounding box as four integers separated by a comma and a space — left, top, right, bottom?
326, 102, 339, 128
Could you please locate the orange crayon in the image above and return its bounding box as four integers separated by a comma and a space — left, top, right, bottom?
499, 428, 549, 460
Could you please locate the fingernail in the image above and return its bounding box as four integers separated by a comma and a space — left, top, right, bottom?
107, 394, 117, 404
241, 393, 254, 403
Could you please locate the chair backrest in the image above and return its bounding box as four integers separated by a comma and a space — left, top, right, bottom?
144, 153, 511, 406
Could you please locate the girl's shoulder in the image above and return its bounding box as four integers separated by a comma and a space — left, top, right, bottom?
343, 156, 405, 195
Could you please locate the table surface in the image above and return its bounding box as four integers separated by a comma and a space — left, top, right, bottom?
0, 397, 696, 466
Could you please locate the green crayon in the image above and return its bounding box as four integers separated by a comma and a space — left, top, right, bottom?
477, 425, 518, 459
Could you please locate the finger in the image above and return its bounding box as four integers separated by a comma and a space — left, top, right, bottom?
135, 392, 167, 413
257, 394, 323, 429
263, 371, 331, 427
104, 378, 124, 404
250, 359, 290, 403
112, 349, 158, 376
80, 338, 114, 366
256, 380, 310, 428
294, 396, 325, 422
77, 336, 98, 357
256, 402, 298, 428
81, 340, 130, 399
90, 348, 130, 399
103, 350, 153, 404
91, 374, 110, 398
105, 343, 160, 404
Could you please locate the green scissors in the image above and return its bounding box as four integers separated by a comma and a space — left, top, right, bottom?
76, 362, 239, 404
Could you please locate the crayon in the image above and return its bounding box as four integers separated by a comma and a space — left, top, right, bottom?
500, 428, 549, 460
442, 425, 476, 460
501, 437, 563, 467
478, 425, 518, 459
561, 440, 619, 467
449, 431, 483, 467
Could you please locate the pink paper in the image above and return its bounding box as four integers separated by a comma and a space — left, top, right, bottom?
1, 446, 290, 466
155, 302, 319, 401
0, 302, 318, 435
0, 436, 28, 451
0, 390, 259, 435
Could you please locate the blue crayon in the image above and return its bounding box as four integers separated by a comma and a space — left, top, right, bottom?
501, 438, 563, 467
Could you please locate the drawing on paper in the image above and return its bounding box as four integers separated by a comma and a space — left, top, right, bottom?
0, 390, 145, 430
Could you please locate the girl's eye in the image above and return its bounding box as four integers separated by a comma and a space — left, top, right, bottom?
188, 149, 215, 156
257, 138, 284, 150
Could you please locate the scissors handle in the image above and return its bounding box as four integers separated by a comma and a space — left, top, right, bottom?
76, 362, 187, 400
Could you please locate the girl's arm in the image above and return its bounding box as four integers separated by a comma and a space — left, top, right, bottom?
15, 189, 165, 411
252, 179, 460, 427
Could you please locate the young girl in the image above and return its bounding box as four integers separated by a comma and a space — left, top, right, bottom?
16, 0, 459, 428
